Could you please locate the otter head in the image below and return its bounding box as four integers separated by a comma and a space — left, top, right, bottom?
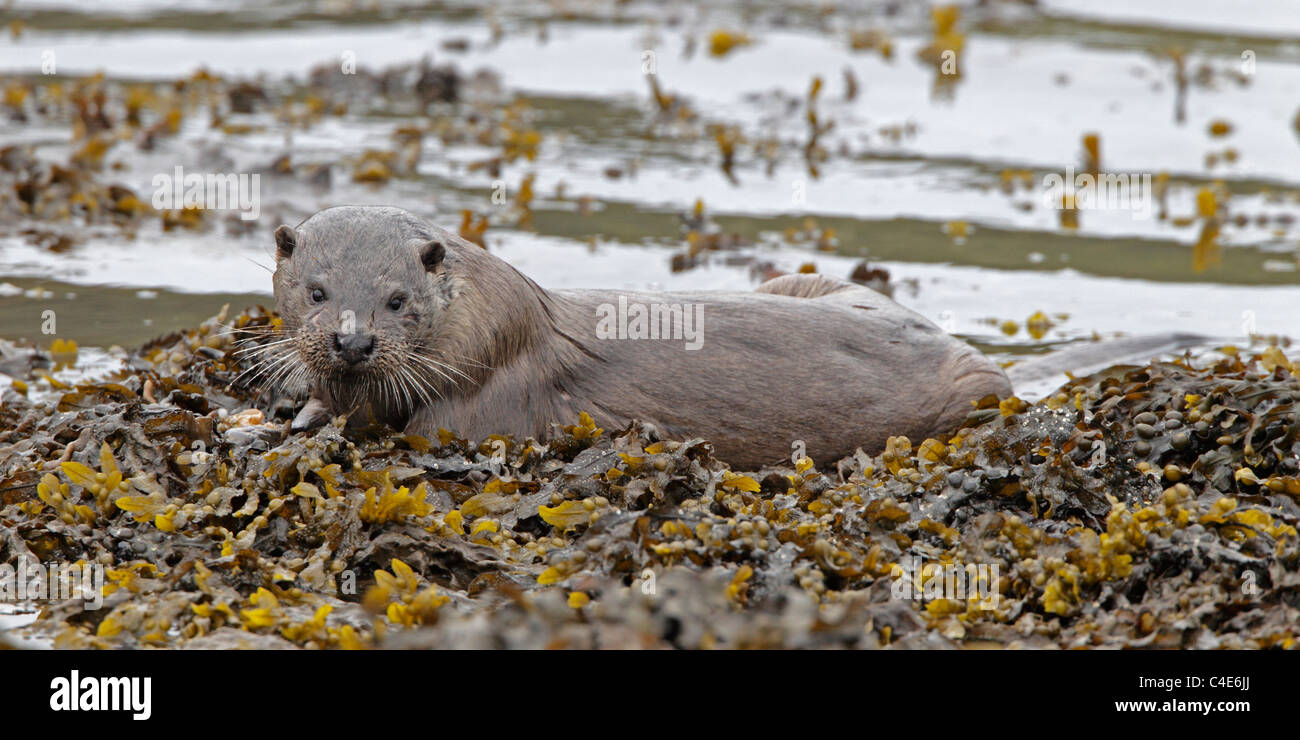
267, 205, 463, 418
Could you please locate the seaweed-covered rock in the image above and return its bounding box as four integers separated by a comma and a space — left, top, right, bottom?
1, 309, 1297, 649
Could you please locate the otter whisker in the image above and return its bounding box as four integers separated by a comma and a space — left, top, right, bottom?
281, 364, 313, 396
275, 366, 301, 398
244, 256, 274, 275
414, 343, 492, 366
414, 350, 477, 376
218, 325, 283, 340
406, 359, 458, 389
232, 347, 296, 387
232, 338, 295, 357
439, 353, 494, 372
400, 364, 421, 408
401, 364, 440, 407
259, 356, 303, 392
406, 351, 472, 387
394, 369, 415, 412
386, 372, 405, 411
424, 354, 486, 384
409, 357, 443, 401
396, 363, 435, 410
232, 332, 293, 344
393, 367, 416, 411
254, 344, 309, 390
413, 344, 494, 372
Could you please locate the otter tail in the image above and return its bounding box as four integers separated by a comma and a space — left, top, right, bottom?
1005, 332, 1214, 399
753, 275, 1214, 404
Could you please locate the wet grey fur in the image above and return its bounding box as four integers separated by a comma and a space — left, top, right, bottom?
270, 205, 1013, 468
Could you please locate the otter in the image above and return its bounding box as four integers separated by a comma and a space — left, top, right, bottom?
259, 205, 1012, 469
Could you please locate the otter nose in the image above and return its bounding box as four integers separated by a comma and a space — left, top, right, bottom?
333, 332, 375, 365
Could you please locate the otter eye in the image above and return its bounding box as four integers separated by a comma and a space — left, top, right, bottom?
310, 288, 325, 304
387, 295, 405, 311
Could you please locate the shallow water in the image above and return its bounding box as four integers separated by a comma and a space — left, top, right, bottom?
1, 0, 1299, 400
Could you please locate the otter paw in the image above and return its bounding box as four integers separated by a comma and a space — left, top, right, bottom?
290, 399, 332, 434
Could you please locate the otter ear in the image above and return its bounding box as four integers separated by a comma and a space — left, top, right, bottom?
419, 239, 446, 272
274, 225, 298, 261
